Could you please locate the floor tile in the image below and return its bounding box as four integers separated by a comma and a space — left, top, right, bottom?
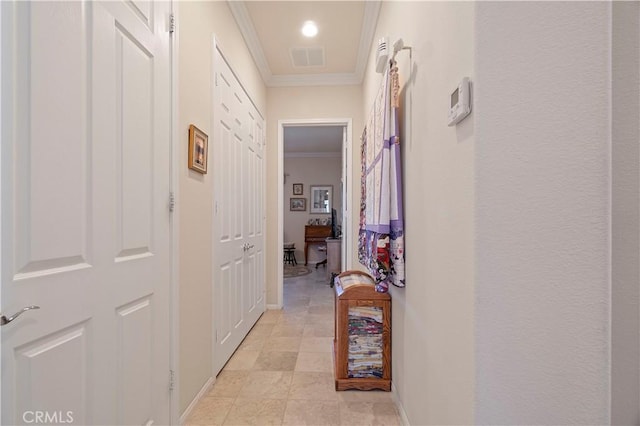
337, 390, 394, 403
224, 350, 260, 371
188, 268, 401, 426
238, 333, 267, 352
223, 399, 286, 425
252, 351, 298, 371
248, 323, 275, 337
295, 351, 334, 373
283, 400, 340, 425
207, 371, 249, 398
303, 322, 334, 337
263, 336, 302, 352
237, 371, 293, 399
288, 372, 338, 401
270, 324, 304, 338
308, 304, 334, 315
299, 337, 333, 353
258, 309, 283, 324
339, 401, 401, 426
185, 397, 234, 426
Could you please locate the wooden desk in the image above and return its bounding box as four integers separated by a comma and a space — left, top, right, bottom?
304, 225, 332, 265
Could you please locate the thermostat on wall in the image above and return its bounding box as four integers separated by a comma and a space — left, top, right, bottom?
447, 77, 471, 127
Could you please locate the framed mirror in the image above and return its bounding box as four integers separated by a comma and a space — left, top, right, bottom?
310, 185, 332, 214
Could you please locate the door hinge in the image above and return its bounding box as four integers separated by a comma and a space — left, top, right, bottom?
169, 192, 175, 213
215, 73, 218, 87
169, 13, 176, 34
169, 369, 175, 391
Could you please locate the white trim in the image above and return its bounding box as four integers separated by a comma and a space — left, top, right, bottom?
229, 1, 381, 87
391, 382, 410, 426
0, 2, 3, 420
266, 304, 283, 310
354, 1, 382, 82
169, 1, 180, 425
178, 376, 215, 425
227, 1, 272, 84
284, 152, 341, 159
277, 122, 285, 307
277, 118, 352, 308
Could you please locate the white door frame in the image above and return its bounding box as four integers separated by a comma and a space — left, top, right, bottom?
169, 1, 179, 424
277, 118, 353, 307
0, 3, 3, 420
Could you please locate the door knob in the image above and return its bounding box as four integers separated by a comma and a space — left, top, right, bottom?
1, 305, 40, 326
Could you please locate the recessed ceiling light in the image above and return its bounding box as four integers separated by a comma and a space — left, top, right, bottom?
301, 21, 318, 38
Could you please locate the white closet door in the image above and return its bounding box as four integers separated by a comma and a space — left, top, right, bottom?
212, 42, 265, 375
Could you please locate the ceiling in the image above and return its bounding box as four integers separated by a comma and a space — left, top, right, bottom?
229, 1, 372, 152
229, 1, 381, 87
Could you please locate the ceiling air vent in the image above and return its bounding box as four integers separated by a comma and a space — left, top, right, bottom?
290, 47, 325, 68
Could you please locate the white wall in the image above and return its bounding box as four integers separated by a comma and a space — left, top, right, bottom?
612, 2, 640, 424
177, 1, 265, 415
266, 86, 363, 305
362, 2, 475, 424
283, 156, 342, 264
475, 3, 611, 424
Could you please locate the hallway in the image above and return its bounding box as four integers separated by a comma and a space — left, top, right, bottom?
185, 268, 401, 425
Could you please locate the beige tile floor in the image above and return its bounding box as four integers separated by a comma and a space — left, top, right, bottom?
186, 267, 401, 426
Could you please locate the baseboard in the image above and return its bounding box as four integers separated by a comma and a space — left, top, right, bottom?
391, 381, 410, 426
179, 376, 215, 425
266, 304, 283, 310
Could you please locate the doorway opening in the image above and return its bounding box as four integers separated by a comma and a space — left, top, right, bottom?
277, 118, 353, 307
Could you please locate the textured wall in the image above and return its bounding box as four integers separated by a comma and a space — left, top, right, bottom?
283, 157, 342, 264
362, 2, 475, 424
178, 1, 265, 415
475, 3, 611, 424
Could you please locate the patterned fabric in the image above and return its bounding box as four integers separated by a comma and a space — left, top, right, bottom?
358, 64, 405, 292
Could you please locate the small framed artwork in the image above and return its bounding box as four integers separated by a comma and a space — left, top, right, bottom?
290, 198, 306, 211
293, 183, 303, 195
188, 124, 208, 174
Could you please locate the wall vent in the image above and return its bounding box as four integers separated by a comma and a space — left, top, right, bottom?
290, 47, 325, 67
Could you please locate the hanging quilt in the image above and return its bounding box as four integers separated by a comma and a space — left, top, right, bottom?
358, 64, 405, 292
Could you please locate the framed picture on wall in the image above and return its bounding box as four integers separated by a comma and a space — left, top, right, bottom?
293, 183, 303, 195
188, 124, 208, 174
290, 198, 306, 211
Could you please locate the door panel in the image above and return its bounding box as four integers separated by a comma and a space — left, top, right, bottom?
1, 1, 172, 424
116, 297, 152, 425
13, 1, 91, 279
15, 322, 89, 425
213, 44, 265, 374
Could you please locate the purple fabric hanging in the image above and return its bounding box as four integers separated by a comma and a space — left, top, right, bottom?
358, 64, 405, 292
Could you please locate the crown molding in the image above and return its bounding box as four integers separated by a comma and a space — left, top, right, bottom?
354, 1, 382, 82
229, 1, 381, 87
227, 1, 272, 83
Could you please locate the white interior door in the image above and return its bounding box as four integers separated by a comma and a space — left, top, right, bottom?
341, 126, 349, 269
1, 1, 172, 424
212, 42, 265, 375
